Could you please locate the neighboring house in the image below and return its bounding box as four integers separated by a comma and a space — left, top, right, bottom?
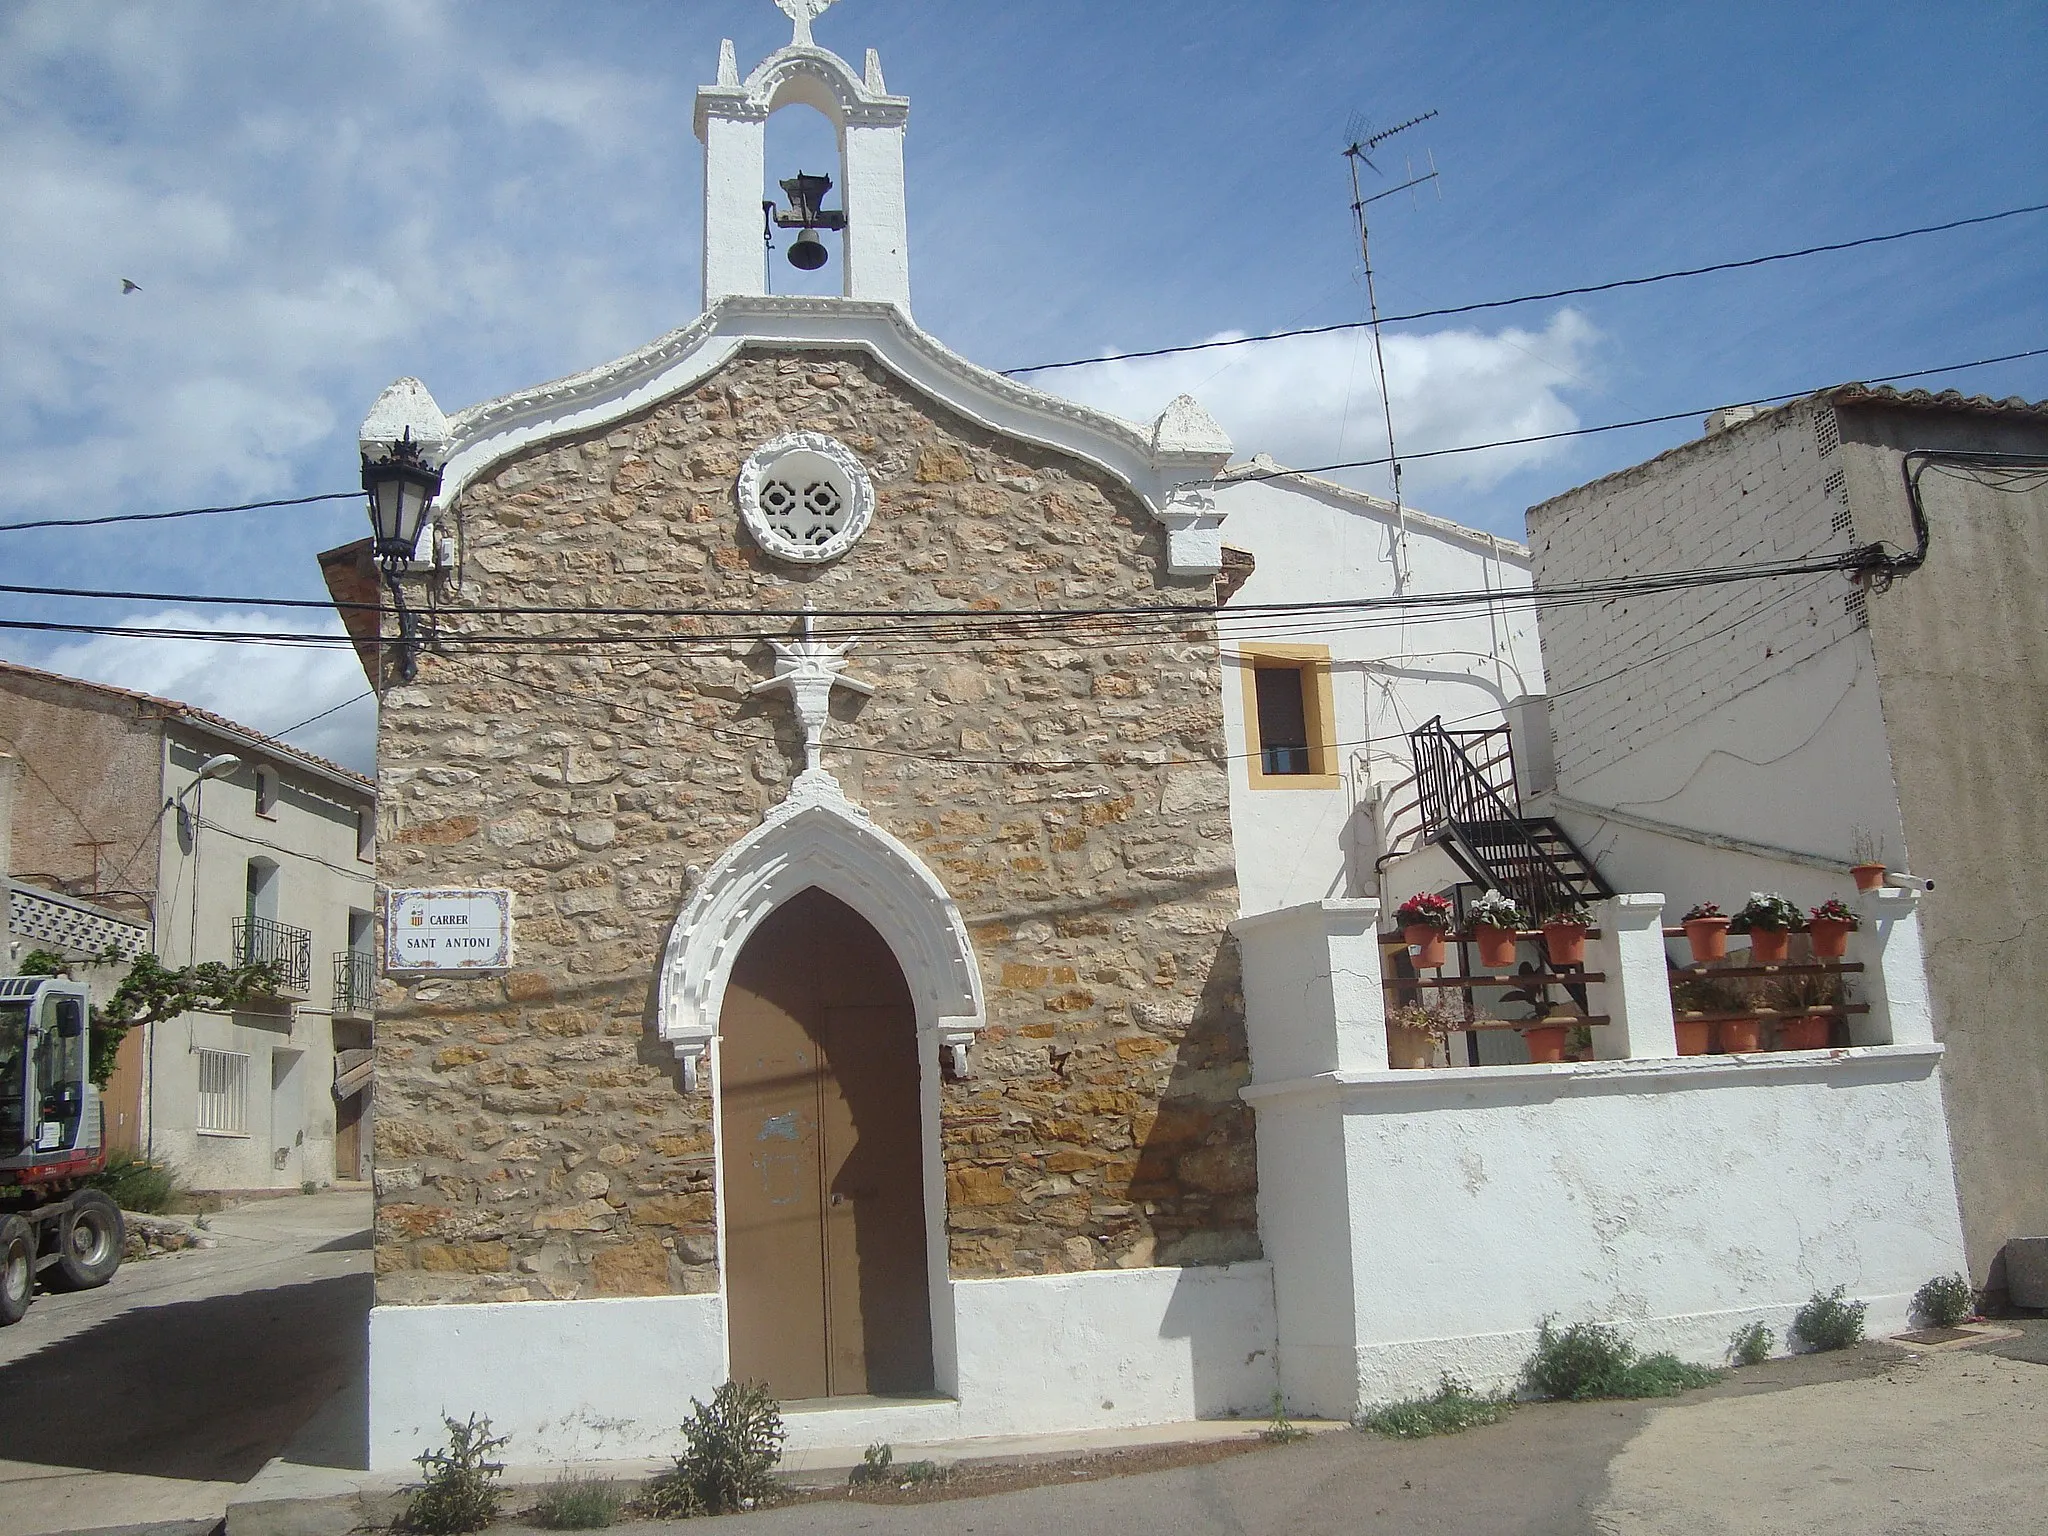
0, 663, 379, 1187
345, 6, 1968, 1471
1522, 385, 2048, 1299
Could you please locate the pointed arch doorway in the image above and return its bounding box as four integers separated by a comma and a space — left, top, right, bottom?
720, 887, 935, 1400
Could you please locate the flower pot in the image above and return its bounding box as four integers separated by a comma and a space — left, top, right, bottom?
1542, 922, 1589, 966
1684, 917, 1731, 963
1748, 927, 1791, 965
1777, 1015, 1830, 1051
1850, 863, 1886, 893
1717, 1016, 1763, 1053
1475, 923, 1519, 968
1404, 924, 1447, 968
1522, 1024, 1569, 1063
1674, 1018, 1713, 1056
1386, 1024, 1437, 1070
1808, 916, 1853, 959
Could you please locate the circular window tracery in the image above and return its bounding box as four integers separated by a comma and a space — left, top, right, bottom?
737, 433, 874, 564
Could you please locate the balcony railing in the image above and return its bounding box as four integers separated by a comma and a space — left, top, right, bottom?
234, 916, 312, 995
333, 949, 376, 1018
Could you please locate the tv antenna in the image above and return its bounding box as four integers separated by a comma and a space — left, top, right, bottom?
1343, 109, 1439, 587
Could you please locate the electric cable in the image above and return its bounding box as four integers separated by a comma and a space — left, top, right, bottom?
1001, 201, 2048, 375
0, 491, 359, 535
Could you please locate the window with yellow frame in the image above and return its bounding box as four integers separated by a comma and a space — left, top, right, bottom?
1237, 644, 1339, 789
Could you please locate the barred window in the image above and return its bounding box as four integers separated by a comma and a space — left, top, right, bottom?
197, 1049, 250, 1136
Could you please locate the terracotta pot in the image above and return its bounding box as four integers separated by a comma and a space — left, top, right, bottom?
1717, 1017, 1763, 1053
1386, 1024, 1437, 1071
1748, 927, 1791, 965
1850, 863, 1887, 893
1777, 1015, 1830, 1051
1674, 1018, 1713, 1056
1475, 923, 1519, 968
1542, 922, 1589, 966
1684, 916, 1731, 963
1522, 1024, 1570, 1064
1404, 924, 1447, 969
1808, 917, 1853, 959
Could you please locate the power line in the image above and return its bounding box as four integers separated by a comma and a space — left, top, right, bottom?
1212, 346, 2048, 486
271, 689, 377, 742
1002, 200, 2048, 375
0, 490, 359, 535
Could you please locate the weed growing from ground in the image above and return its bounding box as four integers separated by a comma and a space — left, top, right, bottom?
1792, 1287, 1867, 1352
1260, 1390, 1310, 1444
849, 1444, 952, 1490
639, 1380, 786, 1517
1356, 1374, 1515, 1439
1727, 1322, 1775, 1367
1521, 1318, 1723, 1401
398, 1415, 508, 1534
1911, 1273, 1974, 1329
532, 1475, 623, 1530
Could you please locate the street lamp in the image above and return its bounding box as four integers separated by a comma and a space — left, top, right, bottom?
360, 428, 443, 683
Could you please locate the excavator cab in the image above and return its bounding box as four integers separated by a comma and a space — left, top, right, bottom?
0, 978, 97, 1178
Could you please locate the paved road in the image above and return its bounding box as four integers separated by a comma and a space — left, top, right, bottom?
0, 1190, 370, 1536
485, 1332, 2048, 1536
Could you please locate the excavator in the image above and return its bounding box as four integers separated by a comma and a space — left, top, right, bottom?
0, 975, 125, 1325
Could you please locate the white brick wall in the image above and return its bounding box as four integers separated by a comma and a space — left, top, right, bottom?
1528, 402, 1866, 784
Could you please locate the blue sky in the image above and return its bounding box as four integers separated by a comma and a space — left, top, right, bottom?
2, 0, 2042, 771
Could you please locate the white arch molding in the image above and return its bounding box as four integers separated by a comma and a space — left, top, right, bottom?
656, 772, 985, 1091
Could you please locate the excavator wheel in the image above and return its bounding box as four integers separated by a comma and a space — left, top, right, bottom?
46, 1189, 124, 1292
0, 1214, 32, 1325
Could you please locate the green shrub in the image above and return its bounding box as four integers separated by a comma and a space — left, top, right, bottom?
640, 1380, 785, 1518
1792, 1287, 1867, 1352
849, 1445, 953, 1490
1357, 1374, 1515, 1439
84, 1153, 184, 1214
1727, 1322, 1775, 1367
399, 1415, 508, 1534
1521, 1317, 1723, 1401
1911, 1273, 1974, 1329
532, 1475, 622, 1530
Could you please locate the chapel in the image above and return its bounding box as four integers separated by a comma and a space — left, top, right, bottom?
354, 0, 1969, 1467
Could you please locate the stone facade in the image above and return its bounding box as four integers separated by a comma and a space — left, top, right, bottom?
374, 348, 1256, 1305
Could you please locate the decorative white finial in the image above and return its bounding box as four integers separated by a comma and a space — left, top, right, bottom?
773, 0, 837, 47
750, 601, 875, 783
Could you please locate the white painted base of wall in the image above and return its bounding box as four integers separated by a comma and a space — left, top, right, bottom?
1252, 1046, 1968, 1419
367, 1263, 1278, 1471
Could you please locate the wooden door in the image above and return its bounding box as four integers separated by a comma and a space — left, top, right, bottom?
720, 888, 932, 1401
101, 1023, 147, 1156
335, 1088, 364, 1181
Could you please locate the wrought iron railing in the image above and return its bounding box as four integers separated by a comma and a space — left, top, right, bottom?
1411, 718, 1520, 841
333, 949, 376, 1017
233, 916, 312, 994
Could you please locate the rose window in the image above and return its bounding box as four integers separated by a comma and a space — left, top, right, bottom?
737, 434, 874, 564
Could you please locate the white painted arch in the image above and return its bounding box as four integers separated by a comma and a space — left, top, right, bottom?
656, 772, 985, 1088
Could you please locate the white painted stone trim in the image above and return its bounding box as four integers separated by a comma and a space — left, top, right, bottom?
414, 297, 1230, 571
656, 770, 986, 1083
736, 431, 875, 563
1239, 1041, 1946, 1108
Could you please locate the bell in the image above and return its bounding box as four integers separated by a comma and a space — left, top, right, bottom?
788, 228, 829, 271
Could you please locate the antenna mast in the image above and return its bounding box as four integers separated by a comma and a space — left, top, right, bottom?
1343, 109, 1438, 587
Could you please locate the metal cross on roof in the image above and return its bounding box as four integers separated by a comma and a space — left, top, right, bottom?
773, 0, 838, 47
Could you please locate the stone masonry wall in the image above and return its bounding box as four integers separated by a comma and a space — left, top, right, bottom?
373, 349, 1254, 1305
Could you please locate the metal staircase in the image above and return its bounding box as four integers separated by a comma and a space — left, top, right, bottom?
1409, 717, 1612, 915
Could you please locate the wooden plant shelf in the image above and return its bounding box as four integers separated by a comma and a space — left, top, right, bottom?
1669, 962, 1863, 979
1436, 1014, 1613, 1033
1382, 929, 1605, 950
1672, 1006, 1870, 1022
1391, 972, 1607, 990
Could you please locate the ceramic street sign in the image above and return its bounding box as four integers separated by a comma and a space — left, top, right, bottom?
386, 888, 513, 973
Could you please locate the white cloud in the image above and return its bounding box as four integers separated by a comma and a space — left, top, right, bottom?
28, 610, 378, 773
1043, 309, 1601, 504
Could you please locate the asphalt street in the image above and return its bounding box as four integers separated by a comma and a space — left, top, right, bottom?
0, 1189, 371, 1536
